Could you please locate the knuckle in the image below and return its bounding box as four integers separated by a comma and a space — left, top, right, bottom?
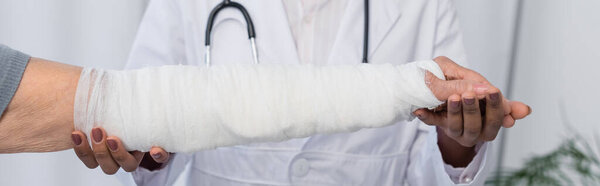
452, 82, 460, 93
488, 118, 503, 127
425, 71, 436, 83
94, 151, 111, 159
112, 155, 126, 162
75, 150, 90, 158
448, 107, 462, 115
464, 128, 481, 137
489, 98, 501, 107
447, 124, 462, 134
464, 106, 480, 115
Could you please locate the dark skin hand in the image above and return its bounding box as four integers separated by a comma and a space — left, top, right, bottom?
72, 56, 531, 172
415, 56, 531, 167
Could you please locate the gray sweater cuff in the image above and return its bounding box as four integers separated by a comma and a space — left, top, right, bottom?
0, 44, 30, 116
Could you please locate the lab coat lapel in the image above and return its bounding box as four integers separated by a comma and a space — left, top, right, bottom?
254, 0, 301, 65
327, 0, 404, 64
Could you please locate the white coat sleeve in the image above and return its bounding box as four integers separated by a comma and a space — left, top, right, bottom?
123, 0, 190, 185
406, 124, 490, 185
131, 153, 192, 186
406, 0, 491, 185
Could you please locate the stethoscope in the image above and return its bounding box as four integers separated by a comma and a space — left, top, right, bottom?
205, 0, 370, 66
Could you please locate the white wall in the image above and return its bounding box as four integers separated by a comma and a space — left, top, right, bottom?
503, 0, 600, 169
456, 0, 600, 176
0, 0, 146, 69
454, 0, 519, 91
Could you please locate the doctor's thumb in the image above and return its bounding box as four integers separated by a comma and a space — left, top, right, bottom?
426, 71, 490, 101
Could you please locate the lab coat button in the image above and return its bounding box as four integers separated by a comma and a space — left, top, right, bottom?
291, 158, 310, 177
461, 176, 472, 183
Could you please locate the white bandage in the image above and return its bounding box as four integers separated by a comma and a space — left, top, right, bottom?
74, 60, 445, 152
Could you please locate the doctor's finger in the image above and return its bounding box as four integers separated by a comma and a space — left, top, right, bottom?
503, 115, 516, 128
106, 137, 143, 172
72, 131, 99, 169
413, 108, 444, 126
90, 127, 120, 175
482, 90, 504, 141
509, 101, 532, 120
461, 92, 482, 146
445, 94, 463, 138
149, 147, 170, 163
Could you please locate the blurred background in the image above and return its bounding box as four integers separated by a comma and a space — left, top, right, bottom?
0, 0, 599, 185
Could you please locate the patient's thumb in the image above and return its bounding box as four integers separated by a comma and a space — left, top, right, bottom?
427, 71, 489, 101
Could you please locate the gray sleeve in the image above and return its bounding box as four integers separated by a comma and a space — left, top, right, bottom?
0, 44, 30, 116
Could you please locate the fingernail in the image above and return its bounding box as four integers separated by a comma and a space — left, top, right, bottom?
490, 93, 500, 101
464, 98, 475, 105
151, 152, 162, 160
92, 128, 103, 143
449, 100, 460, 108
473, 84, 489, 94
107, 139, 118, 152
71, 134, 82, 146
527, 106, 532, 115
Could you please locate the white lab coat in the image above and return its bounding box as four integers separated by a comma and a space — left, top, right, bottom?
124, 0, 491, 185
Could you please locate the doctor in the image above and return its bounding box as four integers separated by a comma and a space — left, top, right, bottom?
71, 0, 527, 185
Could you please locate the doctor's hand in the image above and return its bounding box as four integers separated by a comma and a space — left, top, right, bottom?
415, 56, 531, 167
71, 128, 170, 175
417, 56, 531, 147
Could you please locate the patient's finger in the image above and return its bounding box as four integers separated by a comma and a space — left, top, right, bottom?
426, 71, 489, 101
91, 127, 120, 175
106, 136, 143, 172
433, 56, 490, 84
413, 108, 444, 126
72, 131, 99, 169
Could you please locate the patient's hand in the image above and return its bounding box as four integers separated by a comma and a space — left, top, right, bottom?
71, 128, 170, 174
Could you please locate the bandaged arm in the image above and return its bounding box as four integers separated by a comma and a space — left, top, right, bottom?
74, 62, 445, 152
0, 57, 445, 153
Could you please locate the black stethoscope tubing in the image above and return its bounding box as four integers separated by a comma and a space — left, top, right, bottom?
205, 0, 370, 66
